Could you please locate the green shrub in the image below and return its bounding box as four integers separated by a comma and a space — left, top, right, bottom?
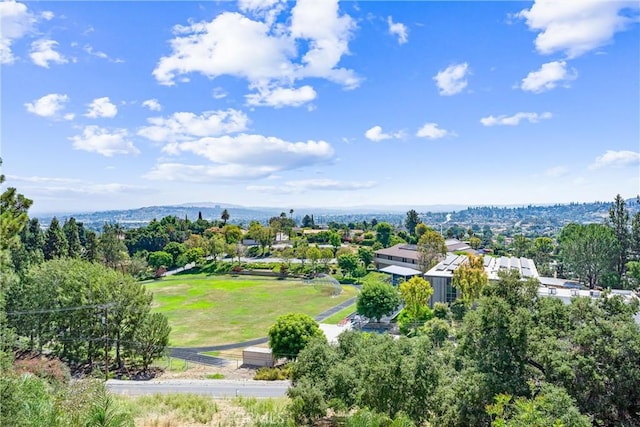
287, 379, 326, 425
254, 366, 291, 381
433, 302, 451, 320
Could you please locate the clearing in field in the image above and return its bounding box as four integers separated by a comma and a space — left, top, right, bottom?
146, 274, 358, 347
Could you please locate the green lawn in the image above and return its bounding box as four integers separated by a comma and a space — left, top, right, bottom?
146, 274, 357, 347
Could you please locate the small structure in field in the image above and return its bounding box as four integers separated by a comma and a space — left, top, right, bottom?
242, 347, 275, 367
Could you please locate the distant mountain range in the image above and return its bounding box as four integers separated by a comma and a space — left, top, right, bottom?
35, 198, 639, 232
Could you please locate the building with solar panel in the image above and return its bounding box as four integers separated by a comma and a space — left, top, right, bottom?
424, 254, 539, 306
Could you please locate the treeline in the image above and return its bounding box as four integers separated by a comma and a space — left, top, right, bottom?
1, 161, 170, 379
288, 271, 640, 426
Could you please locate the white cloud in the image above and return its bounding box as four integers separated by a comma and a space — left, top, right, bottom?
7, 175, 145, 196
167, 134, 334, 170
29, 39, 67, 68
480, 111, 552, 126
24, 93, 72, 119
516, 0, 639, 58
387, 16, 408, 44
69, 126, 140, 157
6, 174, 145, 195
40, 10, 54, 20
212, 87, 227, 99
364, 125, 404, 142
245, 85, 317, 108
238, 0, 283, 13
0, 0, 36, 64
248, 178, 376, 194
83, 45, 124, 63
365, 126, 390, 142
520, 60, 577, 93
142, 99, 162, 111
85, 97, 118, 118
153, 0, 359, 106
589, 150, 640, 170
416, 123, 452, 139
138, 109, 249, 142
238, 0, 286, 26
144, 163, 278, 182
433, 63, 469, 96
543, 165, 569, 177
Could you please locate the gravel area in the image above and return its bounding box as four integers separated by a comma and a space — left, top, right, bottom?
157, 359, 260, 381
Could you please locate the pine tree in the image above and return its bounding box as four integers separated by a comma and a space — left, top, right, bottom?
43, 217, 68, 260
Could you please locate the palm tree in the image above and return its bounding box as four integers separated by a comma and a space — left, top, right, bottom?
221, 209, 230, 226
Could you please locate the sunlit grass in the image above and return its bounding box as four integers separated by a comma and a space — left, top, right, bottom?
147, 274, 357, 346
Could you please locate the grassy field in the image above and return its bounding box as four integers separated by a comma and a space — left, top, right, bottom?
146, 274, 358, 347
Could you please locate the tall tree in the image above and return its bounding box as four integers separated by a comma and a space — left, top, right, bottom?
532, 237, 554, 267
559, 223, 618, 288
405, 209, 421, 236
452, 254, 488, 306
307, 246, 322, 274
0, 159, 32, 251
328, 231, 341, 255
375, 222, 393, 248
417, 228, 446, 273
399, 276, 433, 331
220, 208, 230, 226
43, 217, 68, 260
337, 253, 359, 278
357, 246, 374, 268
63, 217, 82, 258
84, 230, 99, 262
607, 194, 630, 278
99, 223, 128, 271
301, 214, 314, 228
134, 312, 171, 371
511, 234, 531, 258
631, 196, 640, 260
357, 281, 401, 322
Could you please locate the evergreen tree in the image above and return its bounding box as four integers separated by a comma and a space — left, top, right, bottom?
607, 194, 630, 279
43, 217, 68, 260
63, 217, 82, 258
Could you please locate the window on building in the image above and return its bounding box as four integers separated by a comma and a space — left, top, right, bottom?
445, 282, 457, 304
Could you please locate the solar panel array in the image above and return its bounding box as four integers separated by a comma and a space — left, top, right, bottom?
435, 254, 467, 272
429, 254, 539, 279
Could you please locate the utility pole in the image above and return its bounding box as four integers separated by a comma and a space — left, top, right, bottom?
103, 305, 109, 382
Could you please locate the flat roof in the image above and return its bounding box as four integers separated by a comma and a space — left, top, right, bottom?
375, 243, 419, 260
425, 254, 539, 280
379, 265, 422, 276
243, 347, 272, 354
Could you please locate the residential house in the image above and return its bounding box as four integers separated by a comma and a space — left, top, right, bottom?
374, 244, 420, 270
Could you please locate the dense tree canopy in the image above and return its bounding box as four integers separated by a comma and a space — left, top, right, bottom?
559, 223, 618, 288
357, 281, 401, 322
268, 313, 324, 360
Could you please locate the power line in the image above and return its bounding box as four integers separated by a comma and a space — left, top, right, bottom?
6, 302, 116, 316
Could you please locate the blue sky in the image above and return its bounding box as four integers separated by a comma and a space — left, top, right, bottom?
1, 0, 639, 214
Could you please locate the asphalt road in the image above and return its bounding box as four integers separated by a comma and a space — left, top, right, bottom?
106, 379, 289, 398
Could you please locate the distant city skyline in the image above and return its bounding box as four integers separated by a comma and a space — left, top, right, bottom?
2, 0, 639, 214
